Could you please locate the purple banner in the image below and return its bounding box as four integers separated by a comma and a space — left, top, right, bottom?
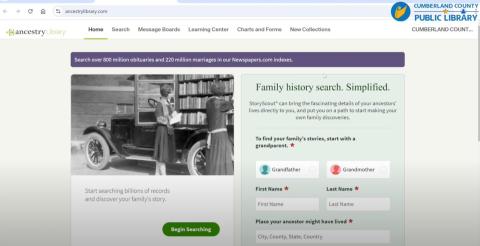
71, 52, 404, 67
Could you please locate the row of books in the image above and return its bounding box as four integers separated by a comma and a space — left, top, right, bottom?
178, 79, 234, 96
180, 112, 207, 125
177, 74, 232, 81
179, 112, 234, 125
178, 95, 232, 110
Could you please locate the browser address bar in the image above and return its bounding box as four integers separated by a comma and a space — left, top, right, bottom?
59, 7, 108, 16
55, 5, 388, 18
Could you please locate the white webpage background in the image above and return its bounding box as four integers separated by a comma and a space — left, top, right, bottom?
0, 38, 477, 246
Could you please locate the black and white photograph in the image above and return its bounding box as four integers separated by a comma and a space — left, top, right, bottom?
71, 74, 234, 176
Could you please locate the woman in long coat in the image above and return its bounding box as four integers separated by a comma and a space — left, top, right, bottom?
205, 82, 233, 175
153, 85, 176, 175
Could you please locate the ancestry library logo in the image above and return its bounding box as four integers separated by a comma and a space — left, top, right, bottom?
5, 28, 67, 37
5, 28, 47, 37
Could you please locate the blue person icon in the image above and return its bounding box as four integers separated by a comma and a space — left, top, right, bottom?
260, 164, 270, 175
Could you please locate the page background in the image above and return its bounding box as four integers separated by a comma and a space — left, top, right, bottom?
0, 39, 478, 246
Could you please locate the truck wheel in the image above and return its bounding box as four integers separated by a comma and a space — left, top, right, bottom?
187, 140, 207, 175
84, 133, 110, 170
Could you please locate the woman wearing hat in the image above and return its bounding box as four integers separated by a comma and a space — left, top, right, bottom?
205, 82, 233, 175
153, 85, 176, 175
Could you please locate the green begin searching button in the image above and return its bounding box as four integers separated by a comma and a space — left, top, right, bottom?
163, 222, 220, 237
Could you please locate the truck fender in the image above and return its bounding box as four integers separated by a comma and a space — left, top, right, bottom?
83, 127, 126, 157
180, 129, 208, 161
183, 129, 208, 149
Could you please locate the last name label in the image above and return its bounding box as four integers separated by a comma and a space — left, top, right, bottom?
326, 186, 355, 192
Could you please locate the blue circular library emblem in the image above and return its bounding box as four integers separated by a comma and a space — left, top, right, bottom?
391, 2, 411, 21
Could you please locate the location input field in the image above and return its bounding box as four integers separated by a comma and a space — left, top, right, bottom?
256, 198, 319, 211
256, 230, 390, 244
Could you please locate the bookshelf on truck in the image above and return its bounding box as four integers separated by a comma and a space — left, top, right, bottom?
78, 74, 234, 175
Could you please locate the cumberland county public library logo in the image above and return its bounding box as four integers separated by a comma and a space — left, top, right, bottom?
391, 2, 411, 21
391, 1, 479, 22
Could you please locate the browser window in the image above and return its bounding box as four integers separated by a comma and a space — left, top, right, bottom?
0, 1, 479, 246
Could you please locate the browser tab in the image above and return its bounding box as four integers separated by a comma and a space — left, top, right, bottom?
1, 0, 93, 2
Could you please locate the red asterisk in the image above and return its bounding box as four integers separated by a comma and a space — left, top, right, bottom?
355, 186, 359, 191
290, 143, 295, 148
348, 219, 353, 224
284, 186, 289, 191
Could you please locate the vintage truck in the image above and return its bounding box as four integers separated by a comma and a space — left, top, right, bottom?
81, 75, 233, 175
